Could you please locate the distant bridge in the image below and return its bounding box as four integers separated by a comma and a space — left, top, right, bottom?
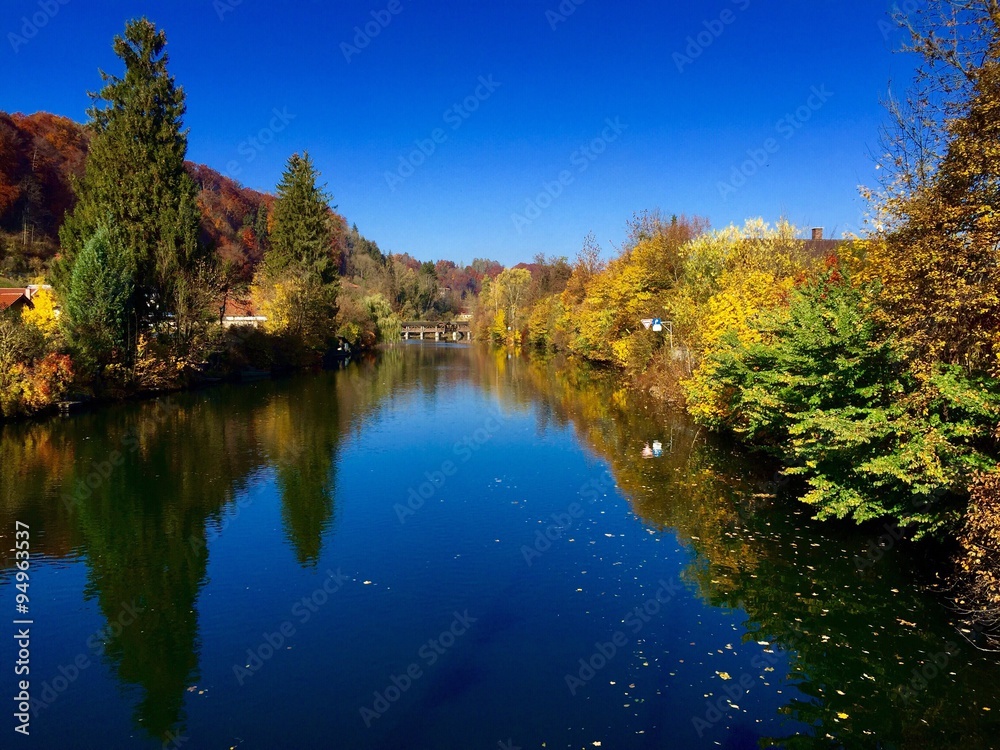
401, 321, 472, 341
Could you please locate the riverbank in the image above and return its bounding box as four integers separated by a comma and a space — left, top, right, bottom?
0, 317, 361, 424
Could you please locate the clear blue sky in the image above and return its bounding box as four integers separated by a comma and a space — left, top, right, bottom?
3, 0, 915, 266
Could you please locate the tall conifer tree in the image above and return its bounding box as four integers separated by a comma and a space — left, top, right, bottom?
251, 153, 340, 354
57, 18, 201, 324
266, 152, 338, 285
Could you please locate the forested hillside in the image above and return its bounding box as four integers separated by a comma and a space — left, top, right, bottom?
0, 111, 275, 282
0, 110, 500, 316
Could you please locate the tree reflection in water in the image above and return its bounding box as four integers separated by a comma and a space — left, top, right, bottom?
1, 345, 998, 747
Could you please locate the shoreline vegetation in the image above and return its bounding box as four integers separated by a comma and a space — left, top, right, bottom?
4, 6, 1000, 639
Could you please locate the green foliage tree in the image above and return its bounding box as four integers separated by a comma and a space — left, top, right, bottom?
63, 227, 136, 373
392, 259, 438, 319
251, 153, 340, 356
265, 152, 338, 285
57, 18, 201, 324
693, 265, 1000, 536
364, 293, 401, 343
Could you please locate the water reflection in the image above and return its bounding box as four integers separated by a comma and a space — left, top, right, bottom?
0, 345, 998, 747
0, 351, 414, 739
479, 350, 1000, 749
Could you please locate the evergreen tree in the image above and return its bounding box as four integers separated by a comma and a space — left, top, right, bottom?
250, 153, 340, 356
56, 18, 201, 324
253, 202, 270, 256
64, 227, 135, 372
266, 152, 338, 284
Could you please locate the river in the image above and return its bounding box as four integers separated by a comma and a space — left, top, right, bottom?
0, 343, 997, 749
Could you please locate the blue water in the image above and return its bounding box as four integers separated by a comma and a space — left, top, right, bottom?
1, 344, 997, 748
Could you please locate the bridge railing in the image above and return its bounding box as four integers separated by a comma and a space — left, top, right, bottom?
399, 321, 472, 340
400, 322, 471, 329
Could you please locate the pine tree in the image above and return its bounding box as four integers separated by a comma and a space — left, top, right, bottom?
56, 18, 201, 324
250, 153, 340, 356
266, 152, 338, 284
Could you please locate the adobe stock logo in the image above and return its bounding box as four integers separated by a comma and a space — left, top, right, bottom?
717, 85, 833, 200
510, 117, 627, 233
360, 610, 477, 727
8, 0, 71, 54
223, 107, 297, 179
878, 0, 920, 41
383, 76, 502, 193
545, 0, 587, 31
213, 0, 243, 21
341, 0, 404, 63
673, 0, 752, 73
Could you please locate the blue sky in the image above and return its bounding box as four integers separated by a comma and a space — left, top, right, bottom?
3, 0, 915, 266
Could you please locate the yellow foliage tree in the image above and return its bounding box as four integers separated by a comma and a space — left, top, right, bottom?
490, 308, 508, 345
677, 221, 817, 421
671, 219, 808, 351
22, 287, 60, 340
251, 266, 337, 354
867, 49, 1000, 373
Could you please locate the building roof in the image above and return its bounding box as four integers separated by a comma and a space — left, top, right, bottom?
223, 298, 258, 318
0, 288, 31, 312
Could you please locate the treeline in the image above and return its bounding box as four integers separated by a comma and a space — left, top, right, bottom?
503, 2, 1000, 636
0, 18, 501, 420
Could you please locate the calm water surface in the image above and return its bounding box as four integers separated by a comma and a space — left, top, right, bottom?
1, 344, 998, 749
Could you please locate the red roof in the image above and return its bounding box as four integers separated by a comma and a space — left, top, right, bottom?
223, 298, 258, 318
0, 288, 31, 312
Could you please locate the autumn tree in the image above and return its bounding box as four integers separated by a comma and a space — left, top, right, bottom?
479, 267, 531, 345
869, 2, 1000, 372
0, 316, 43, 415
875, 0, 1000, 202
21, 285, 60, 340
562, 232, 606, 305
497, 267, 532, 328
529, 253, 573, 300
56, 18, 202, 326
